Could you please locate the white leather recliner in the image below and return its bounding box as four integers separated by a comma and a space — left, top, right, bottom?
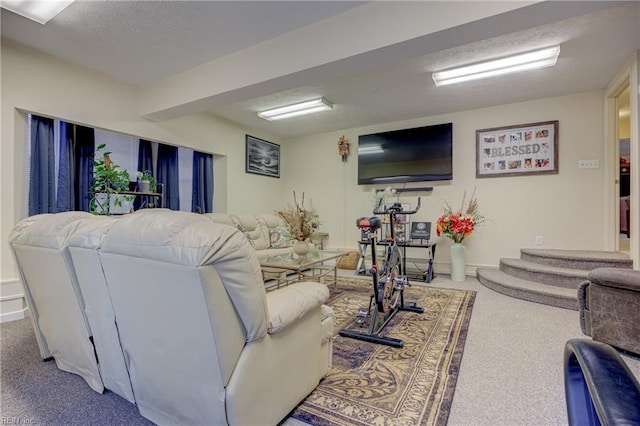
8, 212, 106, 393
89, 210, 333, 425
64, 217, 136, 403
9, 212, 136, 402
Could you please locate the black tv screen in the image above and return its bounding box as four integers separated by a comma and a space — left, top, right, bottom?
357, 123, 453, 185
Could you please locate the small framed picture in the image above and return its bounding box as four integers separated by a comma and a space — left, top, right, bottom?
245, 135, 280, 178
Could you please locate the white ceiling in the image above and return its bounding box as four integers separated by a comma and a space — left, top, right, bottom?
2, 1, 639, 139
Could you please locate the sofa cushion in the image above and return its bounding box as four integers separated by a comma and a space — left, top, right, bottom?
255, 213, 287, 247
9, 211, 95, 248
203, 212, 237, 227
232, 214, 270, 251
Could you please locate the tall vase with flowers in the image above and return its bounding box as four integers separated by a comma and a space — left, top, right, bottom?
436, 190, 486, 282
277, 191, 319, 256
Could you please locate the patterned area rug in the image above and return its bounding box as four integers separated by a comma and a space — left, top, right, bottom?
291, 277, 476, 426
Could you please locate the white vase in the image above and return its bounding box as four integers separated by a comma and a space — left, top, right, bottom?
450, 243, 466, 282
292, 240, 310, 256
138, 180, 150, 193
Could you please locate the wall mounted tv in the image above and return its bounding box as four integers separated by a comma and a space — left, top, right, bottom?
357, 122, 453, 185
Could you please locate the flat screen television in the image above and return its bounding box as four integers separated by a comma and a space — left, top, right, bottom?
357, 122, 453, 185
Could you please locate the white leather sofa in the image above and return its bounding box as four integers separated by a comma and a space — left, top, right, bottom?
10, 210, 334, 425
204, 212, 295, 259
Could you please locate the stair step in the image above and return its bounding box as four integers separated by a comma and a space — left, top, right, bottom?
476, 267, 579, 311
520, 248, 632, 271
500, 258, 589, 289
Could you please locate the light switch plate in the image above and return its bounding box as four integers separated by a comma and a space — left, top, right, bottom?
578, 159, 599, 169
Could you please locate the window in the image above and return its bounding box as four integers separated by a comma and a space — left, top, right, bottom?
26, 113, 213, 214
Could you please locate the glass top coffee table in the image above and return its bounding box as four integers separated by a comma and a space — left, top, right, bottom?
260, 249, 347, 289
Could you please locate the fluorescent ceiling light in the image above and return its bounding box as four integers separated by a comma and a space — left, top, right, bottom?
1, 0, 75, 24
432, 46, 560, 87
258, 98, 333, 121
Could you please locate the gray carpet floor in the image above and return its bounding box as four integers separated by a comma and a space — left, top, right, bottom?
424, 274, 639, 426
0, 317, 153, 425
3, 274, 639, 425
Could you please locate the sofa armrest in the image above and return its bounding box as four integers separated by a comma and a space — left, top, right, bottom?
564, 339, 640, 426
265, 281, 329, 334
587, 268, 640, 292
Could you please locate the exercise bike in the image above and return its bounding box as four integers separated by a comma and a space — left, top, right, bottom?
338, 198, 423, 348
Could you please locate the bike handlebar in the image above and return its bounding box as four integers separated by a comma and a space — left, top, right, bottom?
372, 197, 421, 215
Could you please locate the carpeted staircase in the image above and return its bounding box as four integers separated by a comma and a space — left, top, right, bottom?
476, 249, 633, 310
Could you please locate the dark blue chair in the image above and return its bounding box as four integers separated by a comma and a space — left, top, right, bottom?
564, 339, 640, 425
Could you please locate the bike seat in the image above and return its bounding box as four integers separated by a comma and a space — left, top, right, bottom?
356, 216, 381, 230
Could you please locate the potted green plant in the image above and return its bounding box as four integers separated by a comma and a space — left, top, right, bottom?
135, 170, 157, 193
90, 144, 135, 215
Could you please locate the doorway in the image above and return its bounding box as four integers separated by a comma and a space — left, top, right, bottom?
618, 85, 631, 253
605, 55, 638, 267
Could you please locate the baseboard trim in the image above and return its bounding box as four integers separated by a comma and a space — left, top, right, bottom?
1, 278, 27, 323
0, 307, 28, 323
0, 293, 25, 302
342, 256, 492, 279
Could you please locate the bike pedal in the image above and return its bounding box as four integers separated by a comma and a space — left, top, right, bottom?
355, 308, 368, 326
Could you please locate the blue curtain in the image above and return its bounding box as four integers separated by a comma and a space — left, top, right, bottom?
74, 125, 95, 212
191, 151, 213, 213
28, 116, 56, 215
156, 143, 179, 210
56, 122, 74, 212
135, 139, 154, 209
137, 139, 153, 174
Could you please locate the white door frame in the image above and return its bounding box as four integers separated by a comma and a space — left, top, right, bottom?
603, 52, 639, 267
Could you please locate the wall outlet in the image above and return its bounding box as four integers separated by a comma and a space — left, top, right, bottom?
535, 235, 544, 246
578, 159, 599, 169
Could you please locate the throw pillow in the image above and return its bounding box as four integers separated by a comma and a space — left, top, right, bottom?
270, 226, 290, 248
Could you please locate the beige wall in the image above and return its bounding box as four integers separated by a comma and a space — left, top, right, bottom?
0, 41, 283, 318
1, 39, 636, 319
282, 91, 607, 272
